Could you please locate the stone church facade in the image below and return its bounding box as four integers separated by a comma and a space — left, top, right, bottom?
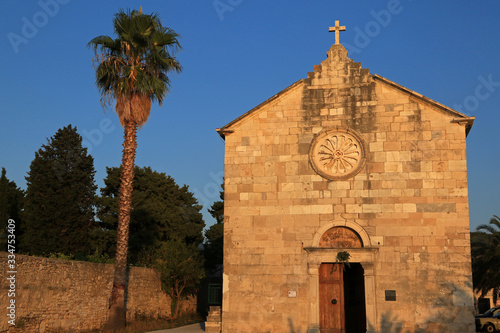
217, 23, 475, 333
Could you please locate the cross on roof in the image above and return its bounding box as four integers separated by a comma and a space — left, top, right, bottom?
329, 20, 346, 45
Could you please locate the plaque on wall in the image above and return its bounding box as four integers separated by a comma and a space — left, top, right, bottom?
309, 128, 366, 180
385, 290, 396, 301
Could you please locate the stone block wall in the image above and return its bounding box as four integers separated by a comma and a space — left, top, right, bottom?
0, 252, 173, 332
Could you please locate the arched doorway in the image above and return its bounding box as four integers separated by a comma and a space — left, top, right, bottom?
305, 222, 377, 333
318, 227, 365, 333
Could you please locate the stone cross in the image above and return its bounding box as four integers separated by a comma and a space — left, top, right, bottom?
329, 20, 346, 45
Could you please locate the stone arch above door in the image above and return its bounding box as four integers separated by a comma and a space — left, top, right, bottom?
312, 220, 371, 248
319, 226, 363, 248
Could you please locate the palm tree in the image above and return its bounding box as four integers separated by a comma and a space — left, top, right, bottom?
471, 215, 500, 306
88, 9, 181, 328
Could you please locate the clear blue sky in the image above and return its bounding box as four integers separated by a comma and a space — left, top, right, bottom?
1, 1, 499, 230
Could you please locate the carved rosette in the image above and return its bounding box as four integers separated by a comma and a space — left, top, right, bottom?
309, 128, 366, 180
319, 227, 363, 248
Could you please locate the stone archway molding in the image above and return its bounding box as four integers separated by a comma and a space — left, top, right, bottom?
312, 220, 372, 248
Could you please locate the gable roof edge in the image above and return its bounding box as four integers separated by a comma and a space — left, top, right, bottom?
373, 74, 474, 136
216, 79, 305, 139
373, 74, 472, 119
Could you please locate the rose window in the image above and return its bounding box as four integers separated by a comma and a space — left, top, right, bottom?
309, 129, 365, 180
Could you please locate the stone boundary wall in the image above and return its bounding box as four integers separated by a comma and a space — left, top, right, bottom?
0, 252, 189, 332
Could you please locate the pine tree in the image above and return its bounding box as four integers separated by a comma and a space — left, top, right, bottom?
22, 125, 97, 256
208, 185, 224, 224
0, 168, 24, 250
97, 166, 205, 264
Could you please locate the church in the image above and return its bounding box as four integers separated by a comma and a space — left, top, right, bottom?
216, 21, 475, 333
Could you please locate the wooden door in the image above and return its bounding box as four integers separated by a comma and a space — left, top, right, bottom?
319, 263, 345, 333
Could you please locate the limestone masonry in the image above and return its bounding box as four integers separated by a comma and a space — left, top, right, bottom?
0, 253, 186, 332
217, 40, 475, 332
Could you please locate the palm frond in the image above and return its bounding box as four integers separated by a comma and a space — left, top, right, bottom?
490, 215, 500, 228
472, 215, 500, 298
89, 8, 182, 127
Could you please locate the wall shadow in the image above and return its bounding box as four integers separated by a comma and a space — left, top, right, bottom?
366, 281, 475, 333
288, 317, 303, 333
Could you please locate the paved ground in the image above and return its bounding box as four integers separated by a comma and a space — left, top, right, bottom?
147, 322, 205, 333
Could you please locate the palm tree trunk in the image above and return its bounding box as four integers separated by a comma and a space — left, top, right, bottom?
106, 117, 137, 329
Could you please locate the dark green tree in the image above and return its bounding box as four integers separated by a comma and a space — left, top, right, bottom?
471, 215, 500, 305
139, 239, 205, 319
87, 225, 117, 261
0, 168, 24, 250
207, 185, 224, 224
22, 125, 97, 256
204, 185, 224, 271
97, 166, 205, 263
